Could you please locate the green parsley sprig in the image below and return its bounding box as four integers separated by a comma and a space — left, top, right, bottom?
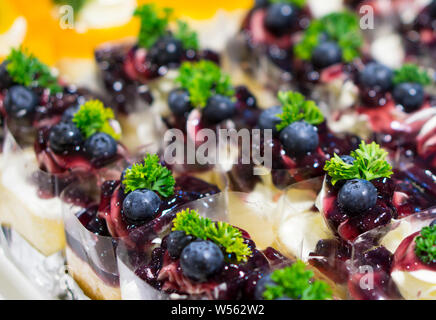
176, 60, 234, 108
275, 91, 324, 131
393, 64, 432, 86
72, 100, 120, 140
415, 225, 436, 265
174, 20, 199, 51
122, 154, 175, 197
263, 261, 332, 300
53, 0, 88, 15
172, 209, 252, 263
269, 0, 306, 8
6, 47, 61, 93
324, 141, 393, 185
294, 11, 363, 62
134, 4, 173, 49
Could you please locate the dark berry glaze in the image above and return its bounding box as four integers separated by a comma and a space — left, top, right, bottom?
236, 5, 311, 73
34, 125, 128, 176
132, 229, 291, 300
400, 2, 436, 62
322, 177, 397, 242
228, 122, 359, 193
95, 42, 220, 115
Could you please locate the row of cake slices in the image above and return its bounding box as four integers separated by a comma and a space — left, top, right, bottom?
228, 0, 436, 105
0, 3, 436, 300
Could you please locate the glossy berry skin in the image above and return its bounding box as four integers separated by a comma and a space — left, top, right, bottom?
264, 3, 298, 36
203, 94, 236, 123
393, 82, 424, 113
359, 62, 393, 92
258, 106, 283, 137
340, 155, 356, 165
147, 36, 183, 67
311, 42, 342, 69
338, 179, 378, 215
4, 85, 38, 119
254, 274, 275, 300
49, 121, 84, 154
180, 240, 225, 282
166, 230, 196, 259
120, 164, 133, 189
84, 132, 118, 163
168, 89, 192, 116
122, 189, 162, 222
279, 121, 319, 157
61, 104, 81, 122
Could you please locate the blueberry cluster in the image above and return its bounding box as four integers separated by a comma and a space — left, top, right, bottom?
48, 107, 118, 164
168, 89, 236, 124
359, 62, 427, 113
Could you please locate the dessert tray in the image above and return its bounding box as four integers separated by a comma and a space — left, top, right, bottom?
1, 0, 436, 300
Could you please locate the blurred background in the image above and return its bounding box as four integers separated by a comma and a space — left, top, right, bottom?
0, 0, 254, 65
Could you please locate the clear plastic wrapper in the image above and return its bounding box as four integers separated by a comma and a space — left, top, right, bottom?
348, 207, 436, 300
61, 176, 121, 300
116, 191, 291, 300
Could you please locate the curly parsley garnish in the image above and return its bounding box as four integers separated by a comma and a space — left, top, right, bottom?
72, 100, 120, 140
263, 261, 332, 300
276, 91, 324, 131
174, 20, 199, 51
393, 64, 432, 86
324, 141, 393, 185
415, 225, 436, 265
6, 47, 61, 93
270, 0, 306, 8
294, 11, 363, 62
176, 60, 234, 108
172, 209, 252, 263
134, 4, 173, 49
52, 0, 88, 15
122, 154, 175, 197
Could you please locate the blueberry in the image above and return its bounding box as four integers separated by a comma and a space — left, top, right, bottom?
0, 61, 13, 89
167, 230, 196, 259
180, 240, 225, 282
168, 89, 192, 116
84, 132, 118, 163
279, 121, 319, 157
4, 85, 38, 119
430, 219, 436, 227
311, 41, 343, 69
147, 36, 183, 67
61, 104, 81, 122
258, 106, 283, 137
203, 94, 236, 123
122, 189, 162, 222
340, 155, 356, 165
264, 3, 299, 36
49, 121, 84, 154
393, 82, 425, 113
338, 179, 378, 215
359, 62, 393, 92
254, 274, 275, 300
